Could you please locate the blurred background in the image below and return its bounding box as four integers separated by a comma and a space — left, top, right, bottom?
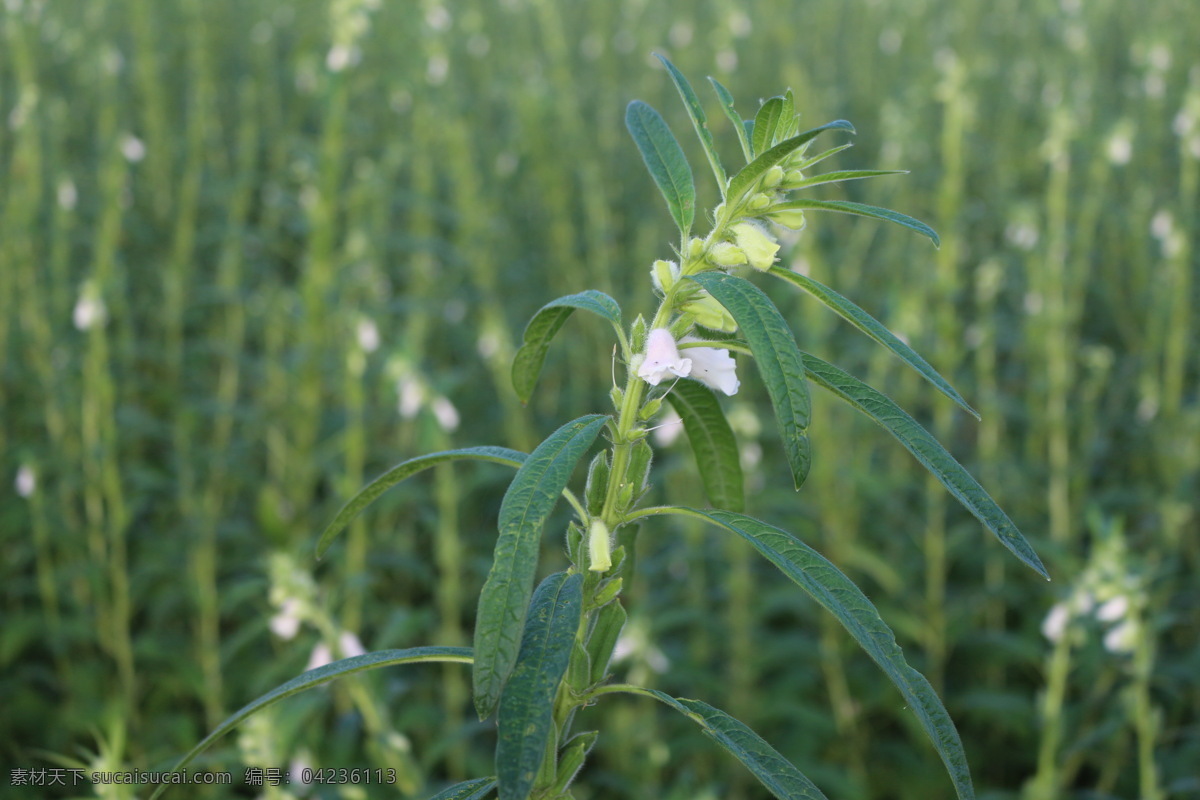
2, 0, 1197, 797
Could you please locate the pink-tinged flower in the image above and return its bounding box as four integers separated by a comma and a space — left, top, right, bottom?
682, 337, 739, 396
637, 328, 691, 386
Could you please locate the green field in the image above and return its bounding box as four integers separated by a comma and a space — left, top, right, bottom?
2, 0, 1197, 797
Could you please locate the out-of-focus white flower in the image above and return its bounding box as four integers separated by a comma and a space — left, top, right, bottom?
1042, 601, 1071, 642
652, 408, 684, 447
1106, 131, 1132, 165
397, 375, 422, 419
307, 643, 333, 672
57, 179, 77, 211
732, 221, 780, 271
120, 134, 146, 163
15, 464, 36, 498
269, 597, 304, 640
681, 338, 739, 396
430, 395, 459, 432
637, 329, 691, 386
1096, 595, 1129, 622
326, 44, 355, 72
426, 54, 449, 85
337, 631, 366, 658
73, 282, 107, 331
355, 317, 379, 353
1103, 619, 1136, 654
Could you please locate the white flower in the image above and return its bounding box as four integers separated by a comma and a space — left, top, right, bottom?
1103, 620, 1136, 654
1096, 595, 1129, 622
306, 642, 333, 671
269, 597, 304, 640
120, 134, 146, 163
15, 464, 36, 498
72, 282, 107, 331
1041, 602, 1070, 642
637, 329, 691, 386
355, 317, 379, 352
587, 519, 612, 573
337, 631, 366, 658
681, 337, 739, 396
430, 395, 459, 432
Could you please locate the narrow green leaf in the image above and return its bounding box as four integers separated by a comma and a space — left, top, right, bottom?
149, 648, 473, 800
643, 689, 829, 800
784, 168, 907, 190
688, 273, 810, 489
317, 447, 527, 558
512, 290, 623, 404
496, 572, 584, 800
800, 353, 1048, 579
768, 266, 978, 418
672, 508, 975, 800
426, 777, 497, 800
751, 97, 784, 159
794, 143, 854, 170
625, 99, 695, 235
655, 54, 726, 193
708, 76, 753, 162
777, 88, 799, 140
665, 380, 745, 511
771, 198, 940, 247
473, 415, 607, 719
728, 120, 855, 202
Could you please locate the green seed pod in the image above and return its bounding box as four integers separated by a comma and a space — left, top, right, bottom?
566, 638, 592, 694
586, 599, 627, 684
551, 731, 599, 795
626, 438, 654, 500
639, 396, 664, 421
591, 576, 623, 608
584, 452, 610, 516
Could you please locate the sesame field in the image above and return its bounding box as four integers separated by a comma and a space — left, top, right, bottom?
2, 0, 1198, 798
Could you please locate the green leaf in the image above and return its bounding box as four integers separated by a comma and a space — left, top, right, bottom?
427, 777, 497, 800
643, 689, 829, 800
625, 99, 695, 236
688, 272, 811, 490
728, 120, 855, 202
777, 88, 799, 140
671, 508, 975, 800
512, 290, 623, 404
149, 648, 473, 800
317, 447, 527, 558
784, 168, 907, 190
794, 143, 854, 170
708, 76, 753, 162
655, 54, 726, 193
751, 97, 784, 158
800, 353, 1048, 579
771, 198, 940, 247
665, 380, 745, 511
473, 415, 607, 719
496, 572, 584, 800
767, 266, 978, 418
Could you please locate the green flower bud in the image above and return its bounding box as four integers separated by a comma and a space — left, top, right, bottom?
708, 241, 747, 267
682, 291, 738, 333
747, 192, 773, 212
686, 237, 707, 260
767, 208, 807, 231
783, 168, 805, 186
762, 165, 785, 188
639, 396, 664, 420
651, 259, 680, 294
732, 221, 780, 271
588, 519, 612, 572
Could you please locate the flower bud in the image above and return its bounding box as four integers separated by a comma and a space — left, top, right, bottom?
650, 259, 680, 294
767, 208, 807, 231
783, 168, 805, 186
708, 241, 747, 267
682, 292, 737, 333
732, 221, 780, 271
588, 519, 612, 572
686, 237, 707, 260
747, 192, 773, 212
762, 165, 785, 188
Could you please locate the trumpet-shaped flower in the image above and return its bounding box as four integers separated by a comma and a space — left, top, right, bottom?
732, 221, 780, 271
681, 337, 739, 396
637, 328, 691, 386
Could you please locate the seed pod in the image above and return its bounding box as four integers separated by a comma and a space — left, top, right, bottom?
586, 599, 627, 684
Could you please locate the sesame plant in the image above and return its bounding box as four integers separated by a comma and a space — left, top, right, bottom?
155, 56, 1048, 800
